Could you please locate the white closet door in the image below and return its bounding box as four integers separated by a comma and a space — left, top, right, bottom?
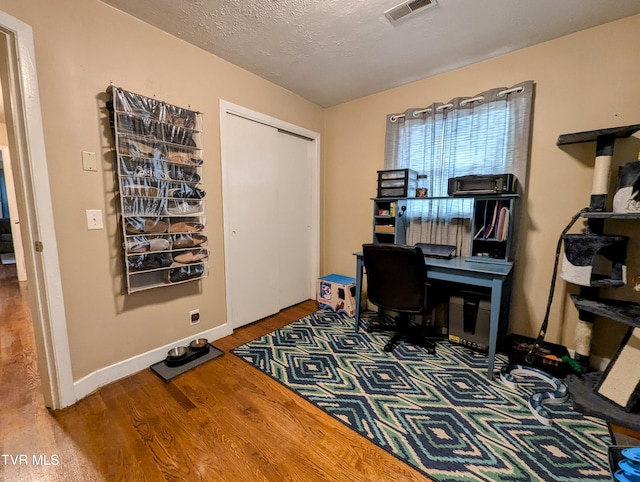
224, 114, 280, 329
277, 131, 313, 309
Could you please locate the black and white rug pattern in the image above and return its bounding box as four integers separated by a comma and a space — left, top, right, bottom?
232, 310, 611, 481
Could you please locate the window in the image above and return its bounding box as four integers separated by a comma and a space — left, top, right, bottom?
384, 81, 533, 250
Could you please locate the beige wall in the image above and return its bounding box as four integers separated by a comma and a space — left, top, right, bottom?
323, 14, 640, 359
0, 0, 323, 380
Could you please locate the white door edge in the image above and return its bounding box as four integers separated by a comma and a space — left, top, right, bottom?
219, 100, 320, 328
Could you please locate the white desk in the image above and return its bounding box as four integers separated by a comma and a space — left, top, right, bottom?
353, 252, 513, 380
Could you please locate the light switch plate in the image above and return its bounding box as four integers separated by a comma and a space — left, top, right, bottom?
86, 209, 103, 230
82, 151, 98, 172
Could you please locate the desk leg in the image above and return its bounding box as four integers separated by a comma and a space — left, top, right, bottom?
487, 277, 503, 380
354, 256, 364, 332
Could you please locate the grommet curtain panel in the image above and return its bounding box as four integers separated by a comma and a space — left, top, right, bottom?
384, 80, 534, 252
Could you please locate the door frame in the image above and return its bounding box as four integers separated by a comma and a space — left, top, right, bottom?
0, 12, 74, 408
219, 100, 320, 328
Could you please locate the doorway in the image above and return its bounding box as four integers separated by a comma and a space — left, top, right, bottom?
220, 101, 320, 330
0, 12, 74, 408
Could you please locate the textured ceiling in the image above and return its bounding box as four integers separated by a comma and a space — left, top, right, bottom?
101, 0, 640, 107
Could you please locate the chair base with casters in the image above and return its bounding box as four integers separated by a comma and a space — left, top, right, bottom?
362, 243, 447, 354
366, 311, 441, 353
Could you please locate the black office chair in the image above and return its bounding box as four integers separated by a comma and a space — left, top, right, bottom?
362, 243, 444, 353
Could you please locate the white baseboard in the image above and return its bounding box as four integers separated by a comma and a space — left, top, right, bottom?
72, 323, 612, 404
73, 323, 233, 402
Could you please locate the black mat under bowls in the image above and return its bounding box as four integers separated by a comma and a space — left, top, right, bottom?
151, 343, 224, 381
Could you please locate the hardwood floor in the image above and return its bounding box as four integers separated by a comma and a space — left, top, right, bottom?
1, 269, 430, 481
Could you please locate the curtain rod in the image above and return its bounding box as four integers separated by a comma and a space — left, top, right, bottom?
389, 86, 524, 122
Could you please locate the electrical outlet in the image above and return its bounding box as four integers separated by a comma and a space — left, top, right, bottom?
189, 309, 200, 325
81, 150, 98, 171
86, 209, 103, 230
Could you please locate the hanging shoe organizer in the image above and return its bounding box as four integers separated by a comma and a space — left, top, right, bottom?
109, 86, 208, 294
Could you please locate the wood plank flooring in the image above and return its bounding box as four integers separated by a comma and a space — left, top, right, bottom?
0, 266, 430, 481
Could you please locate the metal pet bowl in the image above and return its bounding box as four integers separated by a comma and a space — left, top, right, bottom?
189, 338, 209, 351
167, 346, 189, 360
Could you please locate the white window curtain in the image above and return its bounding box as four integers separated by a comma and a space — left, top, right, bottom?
384, 80, 534, 255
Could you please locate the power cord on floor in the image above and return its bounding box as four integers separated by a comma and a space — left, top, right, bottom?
525, 207, 589, 364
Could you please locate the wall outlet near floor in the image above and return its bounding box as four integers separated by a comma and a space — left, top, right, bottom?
189, 309, 200, 325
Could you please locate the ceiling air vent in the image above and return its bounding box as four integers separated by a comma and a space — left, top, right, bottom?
384, 0, 437, 25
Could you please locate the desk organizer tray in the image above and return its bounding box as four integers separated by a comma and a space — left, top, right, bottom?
377, 169, 417, 198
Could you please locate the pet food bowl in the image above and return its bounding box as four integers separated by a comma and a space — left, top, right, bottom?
189, 338, 209, 350
167, 346, 188, 360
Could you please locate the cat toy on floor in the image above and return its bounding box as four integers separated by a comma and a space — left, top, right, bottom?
500, 364, 569, 426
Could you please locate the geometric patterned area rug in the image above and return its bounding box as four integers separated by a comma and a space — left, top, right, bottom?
232, 310, 612, 482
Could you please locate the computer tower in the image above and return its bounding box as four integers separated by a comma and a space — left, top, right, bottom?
449, 291, 491, 352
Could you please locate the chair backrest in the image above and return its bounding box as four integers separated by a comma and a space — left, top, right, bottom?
362, 243, 426, 314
